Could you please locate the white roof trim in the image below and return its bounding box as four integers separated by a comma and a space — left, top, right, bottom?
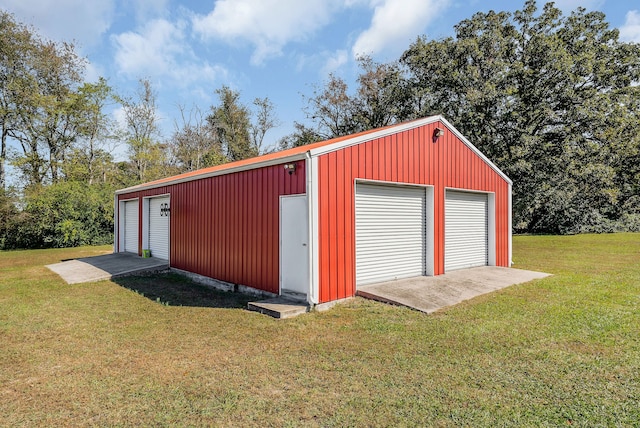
308, 114, 511, 185
115, 152, 307, 195
116, 114, 511, 195
308, 115, 442, 156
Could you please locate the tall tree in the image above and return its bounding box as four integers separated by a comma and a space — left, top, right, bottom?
208, 86, 254, 161
118, 78, 165, 183
303, 72, 355, 139
277, 121, 323, 150
0, 12, 121, 249
399, 0, 640, 233
0, 186, 18, 248
169, 104, 224, 173
207, 86, 278, 162
0, 11, 34, 189
250, 97, 280, 154
1, 11, 86, 187
31, 41, 85, 183
300, 56, 406, 140
352, 56, 406, 130
66, 78, 119, 184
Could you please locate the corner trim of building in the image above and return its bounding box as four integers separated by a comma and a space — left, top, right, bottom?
113, 194, 118, 253
307, 153, 320, 305
508, 183, 513, 266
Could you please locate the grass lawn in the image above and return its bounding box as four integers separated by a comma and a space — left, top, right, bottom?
1, 234, 639, 426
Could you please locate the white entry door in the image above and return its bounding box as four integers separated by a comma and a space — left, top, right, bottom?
280, 195, 309, 299
124, 200, 138, 254
149, 196, 170, 260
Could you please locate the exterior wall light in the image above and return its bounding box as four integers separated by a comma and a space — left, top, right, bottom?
432, 127, 445, 143
284, 163, 297, 175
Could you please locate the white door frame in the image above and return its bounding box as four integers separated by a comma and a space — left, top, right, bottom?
142, 194, 170, 261
279, 194, 310, 299
444, 188, 496, 271
354, 179, 435, 284
118, 198, 139, 253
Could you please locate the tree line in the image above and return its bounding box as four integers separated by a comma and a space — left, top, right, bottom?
287, 1, 640, 234
0, 9, 279, 248
1, 0, 639, 249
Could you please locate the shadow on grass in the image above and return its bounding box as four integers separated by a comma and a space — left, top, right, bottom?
113, 272, 255, 309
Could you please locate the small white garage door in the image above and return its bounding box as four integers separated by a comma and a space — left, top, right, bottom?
124, 200, 138, 253
356, 183, 426, 285
149, 196, 170, 260
445, 190, 488, 271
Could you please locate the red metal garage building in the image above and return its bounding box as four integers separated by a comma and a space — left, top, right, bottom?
114, 115, 512, 306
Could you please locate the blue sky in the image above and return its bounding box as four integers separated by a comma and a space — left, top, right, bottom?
2, 0, 639, 156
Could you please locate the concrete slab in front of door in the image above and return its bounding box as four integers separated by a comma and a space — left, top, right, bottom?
356, 266, 551, 314
47, 252, 168, 284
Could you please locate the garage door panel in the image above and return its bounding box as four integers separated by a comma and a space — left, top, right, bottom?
357, 260, 422, 271
356, 183, 426, 286
445, 191, 488, 271
149, 196, 170, 260
357, 244, 423, 253
124, 200, 138, 254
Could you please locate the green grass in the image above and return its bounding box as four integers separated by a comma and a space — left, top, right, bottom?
1, 234, 639, 427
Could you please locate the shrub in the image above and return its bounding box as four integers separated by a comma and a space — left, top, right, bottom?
1, 182, 114, 249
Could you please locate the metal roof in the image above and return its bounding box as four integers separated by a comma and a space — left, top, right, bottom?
116, 115, 511, 195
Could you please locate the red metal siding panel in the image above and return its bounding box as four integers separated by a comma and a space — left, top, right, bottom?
390, 135, 399, 181
327, 152, 338, 301
116, 161, 305, 295
448, 137, 455, 188
365, 141, 373, 177
319, 155, 331, 303
316, 120, 511, 303
336, 149, 346, 300
358, 144, 366, 181
410, 129, 419, 183
372, 141, 380, 181
245, 171, 252, 285
348, 146, 358, 297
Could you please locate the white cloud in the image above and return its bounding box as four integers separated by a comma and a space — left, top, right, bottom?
111, 106, 128, 130
295, 49, 349, 77
352, 0, 450, 58
192, 0, 343, 65
112, 19, 183, 76
131, 0, 170, 22
620, 10, 640, 43
111, 19, 227, 86
83, 61, 103, 83
322, 50, 349, 75
2, 0, 114, 46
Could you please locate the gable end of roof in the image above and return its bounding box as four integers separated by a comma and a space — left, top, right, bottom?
115, 114, 511, 195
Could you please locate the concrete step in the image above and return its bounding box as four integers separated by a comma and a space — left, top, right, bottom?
247, 297, 309, 319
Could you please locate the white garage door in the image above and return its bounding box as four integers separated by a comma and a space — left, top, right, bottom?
445, 190, 488, 271
124, 200, 138, 253
356, 183, 426, 285
149, 196, 170, 260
